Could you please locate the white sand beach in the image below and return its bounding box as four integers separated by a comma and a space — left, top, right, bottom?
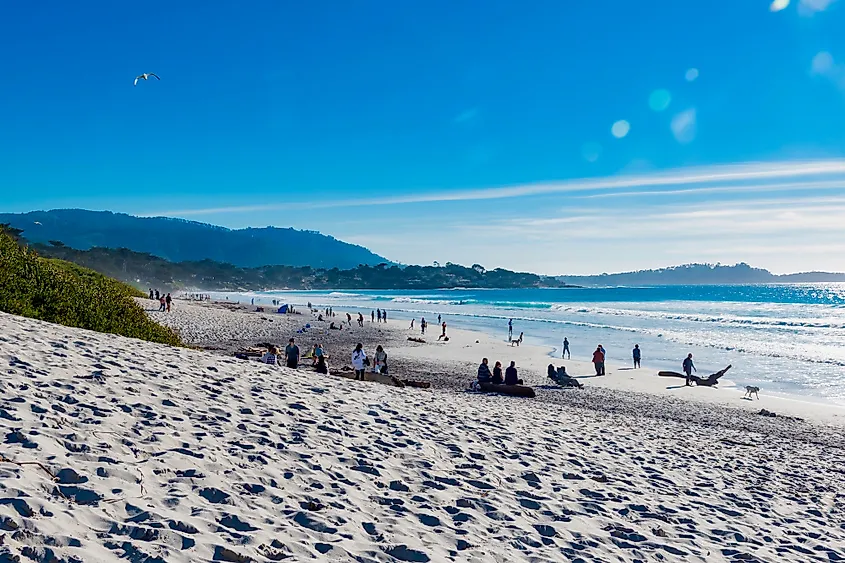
1, 301, 844, 562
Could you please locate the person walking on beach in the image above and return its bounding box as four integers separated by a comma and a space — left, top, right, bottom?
409, 319, 415, 330
592, 345, 605, 376
508, 319, 513, 340
505, 361, 523, 385
598, 344, 606, 375
438, 321, 447, 341
562, 337, 570, 359
285, 338, 300, 369
376, 309, 381, 323
165, 293, 172, 312
358, 313, 364, 327
633, 344, 641, 369
149, 288, 154, 300
352, 343, 367, 380
158, 295, 166, 312
683, 353, 696, 386
438, 314, 441, 324
383, 310, 387, 323
421, 318, 427, 335
346, 313, 352, 326
511, 332, 523, 347
371, 310, 375, 323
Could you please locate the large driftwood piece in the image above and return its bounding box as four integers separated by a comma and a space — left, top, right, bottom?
657, 365, 732, 387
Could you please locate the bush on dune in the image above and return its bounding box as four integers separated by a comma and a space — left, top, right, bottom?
0, 231, 182, 346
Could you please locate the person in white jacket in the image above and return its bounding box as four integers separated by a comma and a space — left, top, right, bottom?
351, 343, 367, 380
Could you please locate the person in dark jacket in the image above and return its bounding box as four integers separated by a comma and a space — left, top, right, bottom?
504, 361, 523, 385
477, 358, 492, 383
633, 344, 641, 369
491, 361, 504, 384
683, 353, 696, 386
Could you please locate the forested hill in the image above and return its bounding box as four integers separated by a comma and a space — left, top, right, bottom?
557, 263, 845, 285
29, 242, 574, 291
0, 209, 388, 269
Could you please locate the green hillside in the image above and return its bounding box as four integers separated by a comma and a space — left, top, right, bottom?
0, 230, 181, 346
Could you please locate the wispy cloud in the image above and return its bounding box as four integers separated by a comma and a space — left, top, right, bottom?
149, 160, 845, 217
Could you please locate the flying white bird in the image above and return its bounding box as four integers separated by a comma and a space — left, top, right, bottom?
33, 221, 42, 225
134, 73, 160, 86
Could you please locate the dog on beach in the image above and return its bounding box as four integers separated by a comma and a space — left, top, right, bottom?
744, 385, 760, 400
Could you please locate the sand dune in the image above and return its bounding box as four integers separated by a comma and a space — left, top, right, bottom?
1, 308, 844, 562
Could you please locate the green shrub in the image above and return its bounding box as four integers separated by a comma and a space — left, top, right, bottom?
0, 232, 182, 346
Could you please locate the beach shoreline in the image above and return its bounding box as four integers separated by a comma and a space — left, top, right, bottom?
155, 297, 845, 425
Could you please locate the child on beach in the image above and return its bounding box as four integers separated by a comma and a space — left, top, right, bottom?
373, 345, 388, 374
261, 346, 279, 366
633, 344, 641, 368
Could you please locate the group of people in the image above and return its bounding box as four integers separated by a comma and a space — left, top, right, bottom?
370, 309, 388, 323
148, 289, 172, 312
351, 343, 389, 380
261, 337, 331, 374
477, 358, 524, 386
185, 293, 210, 301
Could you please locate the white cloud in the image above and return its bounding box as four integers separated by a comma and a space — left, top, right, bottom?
150, 159, 845, 217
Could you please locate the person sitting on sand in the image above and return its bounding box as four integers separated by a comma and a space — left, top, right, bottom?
592, 346, 604, 376
549, 364, 583, 388
547, 364, 557, 380
477, 358, 492, 383
505, 361, 523, 385
315, 355, 328, 374
373, 345, 388, 374
491, 361, 504, 384
261, 346, 279, 366
285, 338, 300, 369
352, 343, 367, 380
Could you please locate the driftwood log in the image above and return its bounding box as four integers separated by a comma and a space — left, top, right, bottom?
658, 365, 732, 387
479, 382, 536, 398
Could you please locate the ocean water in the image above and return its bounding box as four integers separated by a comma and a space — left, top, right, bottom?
211, 284, 845, 404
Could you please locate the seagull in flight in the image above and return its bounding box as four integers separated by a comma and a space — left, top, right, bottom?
33, 221, 42, 225
134, 73, 160, 86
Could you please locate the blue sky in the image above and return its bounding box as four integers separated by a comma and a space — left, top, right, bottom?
3, 0, 845, 274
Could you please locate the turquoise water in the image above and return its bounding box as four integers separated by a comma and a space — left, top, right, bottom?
214, 284, 845, 403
